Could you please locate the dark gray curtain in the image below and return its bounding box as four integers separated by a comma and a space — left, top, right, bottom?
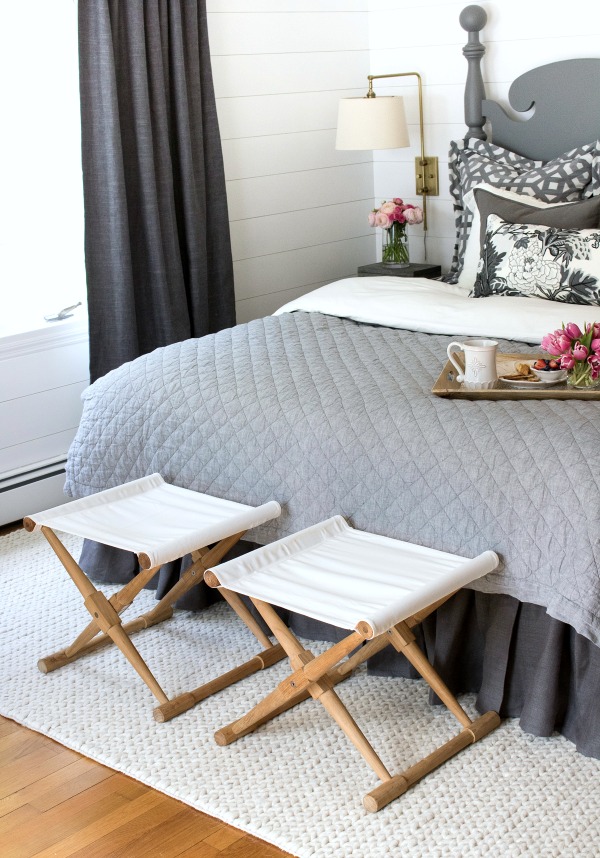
77, 0, 235, 596
78, 0, 235, 382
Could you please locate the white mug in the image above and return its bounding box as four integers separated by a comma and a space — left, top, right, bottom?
447, 338, 498, 390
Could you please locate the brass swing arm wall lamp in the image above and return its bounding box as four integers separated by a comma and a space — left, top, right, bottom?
335, 71, 439, 231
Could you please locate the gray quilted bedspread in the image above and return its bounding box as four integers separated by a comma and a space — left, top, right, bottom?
65, 311, 600, 645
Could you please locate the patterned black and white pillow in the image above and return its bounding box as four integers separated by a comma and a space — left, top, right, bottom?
473, 214, 600, 304
442, 138, 600, 287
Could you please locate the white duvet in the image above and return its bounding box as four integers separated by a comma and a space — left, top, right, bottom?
274, 276, 597, 344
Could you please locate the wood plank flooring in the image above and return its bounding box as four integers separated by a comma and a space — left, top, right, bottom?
1, 521, 292, 858
0, 716, 293, 858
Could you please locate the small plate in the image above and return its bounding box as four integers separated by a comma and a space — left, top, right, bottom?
499, 372, 567, 387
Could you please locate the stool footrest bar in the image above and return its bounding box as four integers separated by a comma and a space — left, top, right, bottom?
154, 644, 286, 722
363, 711, 501, 812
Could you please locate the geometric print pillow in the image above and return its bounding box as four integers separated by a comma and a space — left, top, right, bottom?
472, 214, 600, 304
442, 138, 600, 286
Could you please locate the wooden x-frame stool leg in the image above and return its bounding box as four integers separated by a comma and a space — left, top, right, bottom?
205, 573, 500, 813
28, 523, 285, 722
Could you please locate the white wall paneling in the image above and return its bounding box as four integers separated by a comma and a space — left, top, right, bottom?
207, 4, 371, 319
216, 90, 365, 140
227, 163, 374, 221
237, 281, 331, 324
229, 200, 372, 261
234, 236, 375, 301
222, 130, 371, 181
0, 319, 89, 525
208, 12, 367, 55
211, 52, 369, 99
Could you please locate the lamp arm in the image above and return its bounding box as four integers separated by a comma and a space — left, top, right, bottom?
366, 72, 431, 235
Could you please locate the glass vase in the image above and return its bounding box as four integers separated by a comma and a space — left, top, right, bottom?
566, 363, 600, 389
382, 223, 409, 267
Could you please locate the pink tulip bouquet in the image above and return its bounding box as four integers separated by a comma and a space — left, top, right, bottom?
369, 198, 423, 266
541, 321, 600, 388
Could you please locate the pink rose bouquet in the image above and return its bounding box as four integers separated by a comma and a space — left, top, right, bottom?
369, 198, 423, 266
541, 321, 600, 388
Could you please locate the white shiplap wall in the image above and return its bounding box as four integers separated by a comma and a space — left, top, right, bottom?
207, 1, 374, 323
208, 0, 600, 321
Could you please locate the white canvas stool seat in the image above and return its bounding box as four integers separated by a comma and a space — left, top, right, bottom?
205, 515, 502, 811
24, 474, 284, 722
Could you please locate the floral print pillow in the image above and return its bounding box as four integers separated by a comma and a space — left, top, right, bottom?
472, 214, 600, 304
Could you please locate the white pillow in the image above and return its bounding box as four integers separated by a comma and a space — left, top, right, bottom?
457, 184, 594, 292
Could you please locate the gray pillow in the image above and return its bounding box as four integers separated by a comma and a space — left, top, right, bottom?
474, 188, 600, 255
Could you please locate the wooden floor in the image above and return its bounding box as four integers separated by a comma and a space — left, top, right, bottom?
0, 522, 292, 858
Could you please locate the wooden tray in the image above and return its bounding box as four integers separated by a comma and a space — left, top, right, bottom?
432, 353, 600, 400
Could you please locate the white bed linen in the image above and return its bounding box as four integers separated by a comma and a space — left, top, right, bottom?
274, 276, 596, 344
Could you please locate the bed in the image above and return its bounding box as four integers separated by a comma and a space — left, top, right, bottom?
65, 5, 600, 757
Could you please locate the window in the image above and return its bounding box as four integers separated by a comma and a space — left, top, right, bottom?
0, 0, 86, 334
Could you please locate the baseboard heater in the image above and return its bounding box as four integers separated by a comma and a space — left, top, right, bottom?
0, 456, 69, 527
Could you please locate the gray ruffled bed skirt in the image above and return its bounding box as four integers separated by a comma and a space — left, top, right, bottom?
80, 539, 600, 760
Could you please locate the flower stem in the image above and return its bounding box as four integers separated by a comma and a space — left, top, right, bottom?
382, 222, 409, 266
568, 362, 595, 387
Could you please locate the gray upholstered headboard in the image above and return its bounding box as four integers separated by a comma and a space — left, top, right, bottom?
460, 4, 600, 161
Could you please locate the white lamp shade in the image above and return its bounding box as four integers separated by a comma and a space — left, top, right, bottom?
335, 96, 409, 150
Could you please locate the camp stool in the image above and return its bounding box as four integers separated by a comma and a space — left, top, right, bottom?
24, 473, 285, 722
205, 515, 501, 812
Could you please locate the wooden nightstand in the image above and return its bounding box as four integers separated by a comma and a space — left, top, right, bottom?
357, 262, 442, 278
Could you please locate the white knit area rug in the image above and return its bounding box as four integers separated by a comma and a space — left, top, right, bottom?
2, 529, 600, 858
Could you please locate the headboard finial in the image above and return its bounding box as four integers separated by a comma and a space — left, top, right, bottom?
459, 4, 487, 34
460, 5, 487, 141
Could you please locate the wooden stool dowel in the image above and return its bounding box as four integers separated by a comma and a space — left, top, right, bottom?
215, 672, 307, 745
62, 565, 161, 657
41, 526, 97, 600
215, 686, 313, 747
363, 711, 501, 812
101, 611, 169, 705
252, 598, 365, 675
335, 596, 457, 680
319, 687, 391, 783
387, 623, 473, 729
154, 643, 286, 722
147, 531, 243, 618
335, 637, 384, 677
37, 607, 174, 673
219, 589, 272, 650
214, 658, 358, 746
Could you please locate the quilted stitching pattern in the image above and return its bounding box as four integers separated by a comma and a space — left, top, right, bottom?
442, 138, 600, 283
65, 312, 600, 644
